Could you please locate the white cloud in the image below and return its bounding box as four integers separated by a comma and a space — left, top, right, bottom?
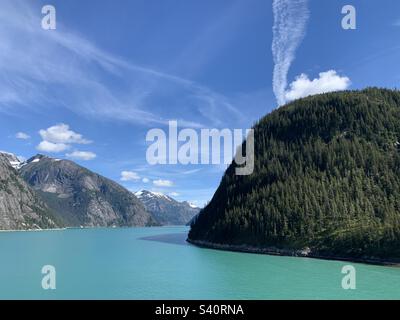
142, 178, 150, 183
153, 179, 174, 187
37, 141, 69, 153
37, 123, 93, 154
169, 192, 180, 197
39, 124, 91, 144
15, 132, 30, 140
121, 171, 141, 181
284, 70, 351, 102
66, 151, 97, 161
272, 0, 309, 106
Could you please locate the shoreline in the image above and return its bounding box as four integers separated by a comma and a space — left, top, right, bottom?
187, 239, 400, 267
0, 225, 188, 233
0, 227, 68, 233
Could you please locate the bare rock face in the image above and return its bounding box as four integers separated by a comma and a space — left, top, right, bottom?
0, 154, 59, 230
19, 155, 156, 227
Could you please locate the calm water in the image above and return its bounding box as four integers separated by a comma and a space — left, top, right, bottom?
0, 226, 399, 299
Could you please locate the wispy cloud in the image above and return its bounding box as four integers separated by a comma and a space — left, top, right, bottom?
120, 171, 141, 181
66, 151, 97, 161
272, 0, 310, 106
181, 168, 202, 175
153, 179, 174, 187
0, 0, 243, 128
15, 132, 30, 140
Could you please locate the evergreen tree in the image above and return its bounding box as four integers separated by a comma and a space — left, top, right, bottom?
189, 88, 400, 259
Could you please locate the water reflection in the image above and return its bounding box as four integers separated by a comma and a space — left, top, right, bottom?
140, 232, 189, 246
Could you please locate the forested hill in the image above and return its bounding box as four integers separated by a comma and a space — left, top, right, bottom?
189, 88, 400, 260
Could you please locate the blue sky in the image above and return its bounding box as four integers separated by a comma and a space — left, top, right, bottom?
0, 0, 400, 206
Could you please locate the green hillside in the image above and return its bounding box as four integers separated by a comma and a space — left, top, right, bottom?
189, 88, 400, 260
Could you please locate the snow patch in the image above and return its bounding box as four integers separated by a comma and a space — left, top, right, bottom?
135, 191, 144, 197
135, 190, 172, 201
0, 151, 27, 170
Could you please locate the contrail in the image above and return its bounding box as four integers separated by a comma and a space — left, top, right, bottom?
272, 0, 309, 106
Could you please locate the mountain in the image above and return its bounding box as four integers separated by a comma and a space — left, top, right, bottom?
19, 155, 156, 227
0, 151, 26, 170
0, 153, 60, 230
135, 190, 200, 225
189, 88, 400, 262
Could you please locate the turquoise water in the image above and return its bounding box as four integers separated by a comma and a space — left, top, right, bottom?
0, 226, 399, 299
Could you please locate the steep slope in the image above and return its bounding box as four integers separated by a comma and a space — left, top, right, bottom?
0, 153, 60, 230
135, 190, 199, 225
189, 88, 400, 261
186, 213, 199, 226
20, 155, 155, 227
0, 151, 25, 169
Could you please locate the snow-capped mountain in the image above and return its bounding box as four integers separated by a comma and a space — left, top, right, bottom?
0, 152, 65, 170
0, 151, 156, 230
135, 190, 174, 202
0, 151, 26, 170
135, 190, 200, 226
0, 152, 59, 230
187, 202, 199, 209
19, 154, 155, 227
0, 150, 198, 229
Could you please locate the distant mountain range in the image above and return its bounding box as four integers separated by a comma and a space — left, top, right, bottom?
135, 190, 199, 226
0, 152, 197, 230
